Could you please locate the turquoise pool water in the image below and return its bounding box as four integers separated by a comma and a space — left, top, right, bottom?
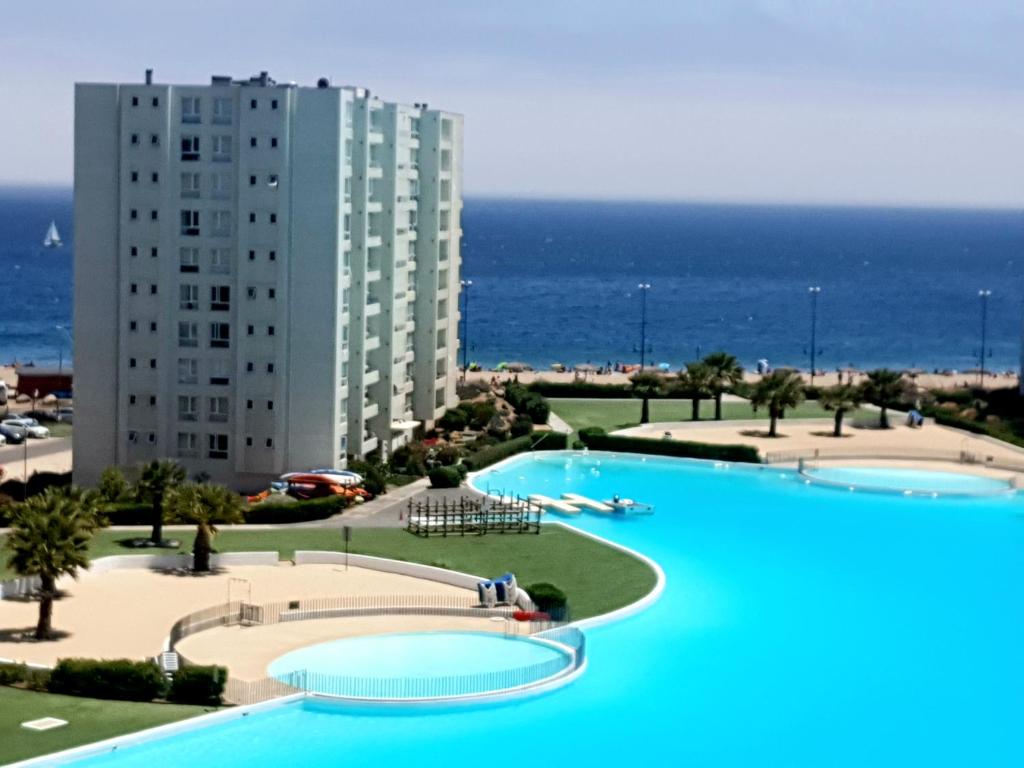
803, 465, 1012, 494
59, 452, 1024, 767
266, 632, 571, 698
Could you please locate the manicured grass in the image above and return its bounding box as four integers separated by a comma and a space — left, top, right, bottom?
0, 686, 208, 765
1, 527, 658, 621
550, 398, 874, 433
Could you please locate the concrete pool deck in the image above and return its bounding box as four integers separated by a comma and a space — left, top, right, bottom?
0, 563, 474, 668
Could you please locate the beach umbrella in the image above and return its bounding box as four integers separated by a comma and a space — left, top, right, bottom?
506, 362, 532, 372
658, 362, 671, 371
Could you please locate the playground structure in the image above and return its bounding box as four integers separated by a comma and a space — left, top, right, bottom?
406, 494, 542, 537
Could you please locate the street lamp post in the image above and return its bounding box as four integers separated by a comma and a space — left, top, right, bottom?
460, 279, 473, 379
638, 283, 651, 369
979, 289, 991, 385
808, 286, 821, 385
55, 324, 72, 374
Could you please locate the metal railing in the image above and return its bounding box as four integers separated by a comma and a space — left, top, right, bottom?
764, 447, 1024, 473
224, 626, 585, 705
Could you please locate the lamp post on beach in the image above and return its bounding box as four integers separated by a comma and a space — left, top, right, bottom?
637, 283, 651, 370
808, 286, 821, 385
978, 289, 991, 385
55, 325, 72, 374
460, 279, 473, 379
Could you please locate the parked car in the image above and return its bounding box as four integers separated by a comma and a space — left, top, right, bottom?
2, 417, 50, 439
0, 424, 24, 444
52, 407, 73, 423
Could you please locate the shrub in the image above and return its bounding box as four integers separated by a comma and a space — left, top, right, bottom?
48, 658, 167, 702
524, 582, 569, 621
168, 665, 227, 705
577, 429, 760, 463
521, 394, 550, 425
244, 495, 348, 524
461, 432, 570, 471
435, 444, 462, 467
469, 400, 498, 430
348, 459, 388, 496
97, 466, 130, 503
510, 416, 533, 438
390, 442, 429, 477
0, 663, 51, 691
527, 381, 634, 399
428, 465, 462, 488
0, 471, 72, 501
438, 406, 469, 432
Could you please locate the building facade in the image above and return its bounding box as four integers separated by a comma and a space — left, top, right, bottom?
73, 71, 462, 491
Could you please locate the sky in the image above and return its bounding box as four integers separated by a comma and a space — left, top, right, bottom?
1, 0, 1023, 207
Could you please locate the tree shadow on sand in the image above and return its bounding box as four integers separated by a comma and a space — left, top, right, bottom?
0, 626, 72, 643
739, 429, 786, 439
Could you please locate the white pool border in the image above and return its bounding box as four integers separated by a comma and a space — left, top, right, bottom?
7, 451, 666, 767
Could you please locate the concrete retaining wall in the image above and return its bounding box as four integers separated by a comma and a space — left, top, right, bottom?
0, 552, 279, 599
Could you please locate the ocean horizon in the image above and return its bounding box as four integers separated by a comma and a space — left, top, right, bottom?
1, 186, 1022, 376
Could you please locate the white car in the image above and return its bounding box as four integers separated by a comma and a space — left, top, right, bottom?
2, 417, 50, 439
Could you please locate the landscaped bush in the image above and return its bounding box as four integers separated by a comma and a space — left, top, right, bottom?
504, 382, 551, 424
390, 442, 429, 477
168, 665, 227, 705
348, 459, 388, 496
243, 495, 349, 524
526, 381, 635, 399
48, 658, 167, 702
438, 406, 470, 432
461, 432, 569, 472
428, 465, 462, 488
468, 400, 498, 430
0, 662, 50, 691
577, 428, 760, 463
435, 444, 463, 466
97, 466, 130, 503
510, 415, 534, 438
524, 582, 569, 621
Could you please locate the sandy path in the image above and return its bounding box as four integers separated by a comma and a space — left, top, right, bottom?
0, 564, 473, 668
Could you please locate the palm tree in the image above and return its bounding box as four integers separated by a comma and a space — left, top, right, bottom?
677, 362, 715, 421
136, 459, 186, 546
702, 352, 744, 420
819, 384, 863, 437
751, 369, 805, 438
4, 489, 100, 639
862, 369, 906, 429
165, 483, 244, 572
629, 372, 665, 425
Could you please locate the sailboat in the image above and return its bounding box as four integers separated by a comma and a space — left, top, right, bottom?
43, 220, 62, 249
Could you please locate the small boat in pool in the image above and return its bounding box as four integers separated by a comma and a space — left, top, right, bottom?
603, 497, 655, 515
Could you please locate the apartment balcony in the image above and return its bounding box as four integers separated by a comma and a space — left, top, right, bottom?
363, 369, 380, 386
404, 320, 416, 333
365, 335, 380, 352
366, 269, 382, 284
368, 130, 384, 145
365, 301, 381, 317
366, 201, 383, 214
435, 374, 448, 390
366, 235, 383, 248
361, 435, 378, 454
363, 402, 379, 420
368, 165, 384, 180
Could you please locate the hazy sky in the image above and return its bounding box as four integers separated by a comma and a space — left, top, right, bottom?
2, 1, 1023, 207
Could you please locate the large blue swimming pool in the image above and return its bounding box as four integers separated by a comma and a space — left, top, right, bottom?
53, 452, 1024, 767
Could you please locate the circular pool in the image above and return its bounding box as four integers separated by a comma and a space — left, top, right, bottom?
800, 465, 1013, 496
268, 631, 575, 700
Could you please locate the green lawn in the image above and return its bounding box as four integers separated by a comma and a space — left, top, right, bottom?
550, 398, 875, 433
0, 686, 209, 765
1, 526, 657, 622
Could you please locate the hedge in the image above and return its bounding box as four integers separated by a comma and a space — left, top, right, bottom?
927, 410, 1024, 450
524, 582, 568, 617
168, 665, 227, 705
102, 495, 348, 526
527, 382, 634, 399
462, 432, 570, 472
428, 466, 462, 488
577, 428, 760, 463
0, 471, 72, 501
48, 658, 167, 702
0, 662, 51, 690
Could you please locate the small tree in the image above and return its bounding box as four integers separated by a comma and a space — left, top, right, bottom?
751, 369, 805, 438
820, 384, 863, 437
97, 466, 129, 503
136, 459, 187, 546
5, 489, 100, 639
677, 361, 715, 421
702, 352, 744, 421
630, 372, 665, 425
862, 369, 906, 429
165, 483, 243, 572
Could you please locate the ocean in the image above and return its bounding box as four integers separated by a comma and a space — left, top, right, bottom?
2, 187, 1023, 373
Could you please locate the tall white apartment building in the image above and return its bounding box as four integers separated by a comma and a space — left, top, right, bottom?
73, 71, 463, 491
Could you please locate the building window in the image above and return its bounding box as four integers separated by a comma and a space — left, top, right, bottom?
129, 358, 137, 368
248, 249, 256, 261
249, 175, 257, 186
177, 358, 198, 384
130, 171, 139, 183
246, 362, 254, 372
181, 96, 200, 123
131, 96, 139, 107
209, 359, 231, 386
129, 320, 137, 332
271, 99, 278, 110
177, 432, 198, 457
178, 321, 198, 347
129, 394, 137, 405
207, 433, 228, 459
212, 135, 232, 162
210, 322, 231, 348
128, 430, 138, 443
250, 137, 257, 148
150, 246, 158, 258
181, 135, 200, 161
130, 246, 138, 257
150, 133, 160, 146
147, 431, 157, 444
211, 170, 231, 199
181, 172, 200, 198
270, 137, 278, 148
149, 321, 157, 332
249, 212, 256, 223
267, 363, 275, 373
267, 325, 275, 336
213, 97, 232, 124
211, 248, 230, 274
269, 250, 276, 261
208, 397, 229, 423
246, 437, 253, 447
130, 283, 138, 294
269, 213, 277, 224
130, 209, 138, 220
268, 288, 276, 299
151, 96, 159, 108
181, 209, 200, 236
266, 438, 274, 448
250, 98, 257, 109
247, 324, 254, 336
130, 133, 140, 146
246, 399, 253, 409
152, 171, 160, 184
150, 210, 158, 221
212, 210, 231, 237
268, 174, 278, 188
247, 287, 256, 299
149, 283, 158, 295
149, 358, 157, 369
267, 400, 274, 411
210, 285, 230, 311
179, 247, 199, 273
149, 395, 157, 406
